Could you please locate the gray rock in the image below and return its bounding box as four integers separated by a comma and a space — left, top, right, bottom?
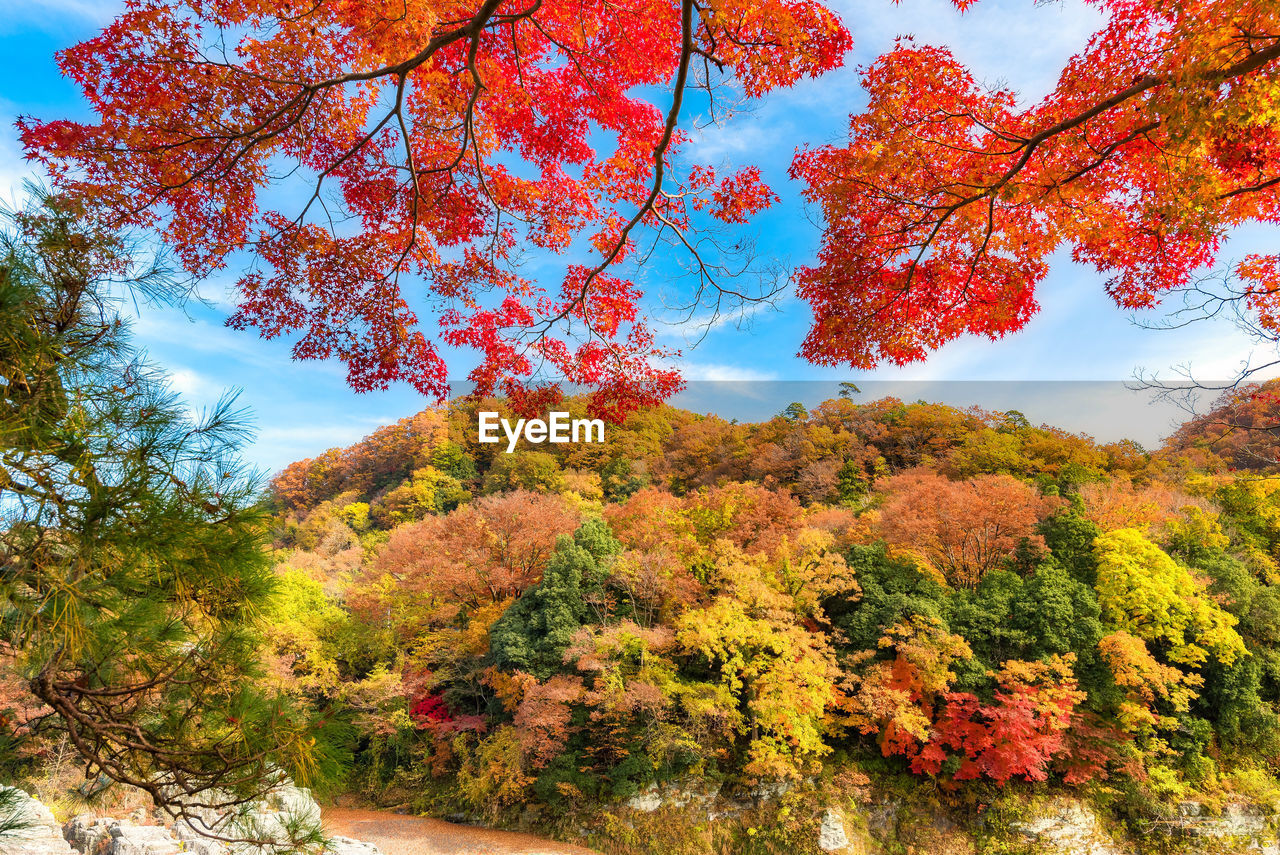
864, 801, 899, 838
66, 815, 187, 855
1185, 801, 1270, 838
171, 820, 227, 855
1169, 801, 1278, 852
229, 811, 286, 843
817, 809, 849, 852
667, 786, 717, 810
624, 787, 662, 813
261, 786, 322, 829
63, 815, 114, 855
0, 789, 74, 855
195, 781, 327, 853
748, 781, 791, 802
105, 825, 180, 855
622, 782, 720, 816
50, 779, 381, 855
1012, 798, 1125, 855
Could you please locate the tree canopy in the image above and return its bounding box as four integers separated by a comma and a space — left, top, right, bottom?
0, 190, 337, 838
20, 1, 1280, 411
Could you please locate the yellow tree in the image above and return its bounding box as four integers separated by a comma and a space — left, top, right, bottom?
675, 545, 839, 779
1093, 528, 1246, 669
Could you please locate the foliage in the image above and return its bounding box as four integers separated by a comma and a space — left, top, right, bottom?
1093, 529, 1246, 668
20, 0, 857, 416
791, 2, 1280, 377
0, 190, 338, 831
19, 0, 1280, 826
675, 545, 841, 779
25, 2, 1280, 417
231, 384, 1280, 812
490, 519, 622, 679
1167, 380, 1280, 471
877, 468, 1062, 588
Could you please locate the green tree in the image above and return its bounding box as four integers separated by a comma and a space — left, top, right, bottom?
829, 544, 946, 652
835, 459, 869, 505
431, 441, 479, 484
1017, 560, 1103, 662
837, 382, 861, 399
0, 191, 335, 836
1041, 511, 1102, 586
781, 402, 809, 423
946, 559, 1105, 695
600, 455, 649, 500
945, 569, 1034, 677
1193, 552, 1280, 753
490, 519, 621, 679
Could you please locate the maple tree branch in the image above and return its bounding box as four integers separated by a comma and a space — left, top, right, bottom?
533, 0, 697, 337
1219, 174, 1280, 199
884, 37, 1280, 301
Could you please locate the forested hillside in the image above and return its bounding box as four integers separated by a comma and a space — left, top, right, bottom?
259, 392, 1280, 848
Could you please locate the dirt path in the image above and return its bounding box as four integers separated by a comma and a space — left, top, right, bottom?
324, 807, 598, 855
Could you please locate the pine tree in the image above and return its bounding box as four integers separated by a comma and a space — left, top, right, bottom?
0, 189, 335, 841
490, 519, 620, 679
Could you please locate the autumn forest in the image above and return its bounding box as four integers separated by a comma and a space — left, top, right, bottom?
251, 390, 1280, 848
5, 0, 1280, 852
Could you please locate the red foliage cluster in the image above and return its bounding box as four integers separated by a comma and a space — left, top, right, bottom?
905, 687, 1078, 784
884, 660, 1087, 785
20, 0, 851, 416
28, 3, 1280, 411
791, 2, 1280, 371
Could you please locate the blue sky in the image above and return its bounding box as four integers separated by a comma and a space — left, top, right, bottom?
2, 0, 1274, 471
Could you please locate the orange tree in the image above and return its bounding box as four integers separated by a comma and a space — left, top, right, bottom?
791, 1, 1280, 371
19, 0, 850, 416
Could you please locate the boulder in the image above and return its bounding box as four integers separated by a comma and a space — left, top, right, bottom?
1185, 801, 1272, 839
622, 782, 722, 816
260, 785, 322, 829
65, 816, 185, 855
864, 800, 899, 839
817, 809, 849, 852
1168, 801, 1278, 854
105, 825, 180, 855
170, 820, 227, 855
165, 779, 330, 855
1012, 799, 1125, 855
748, 781, 792, 802
62, 815, 113, 855
623, 787, 662, 813
48, 780, 379, 855
0, 789, 74, 855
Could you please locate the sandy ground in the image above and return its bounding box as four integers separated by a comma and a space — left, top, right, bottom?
323, 807, 598, 855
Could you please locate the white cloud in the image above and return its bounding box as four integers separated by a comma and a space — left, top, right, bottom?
250, 418, 405, 473
166, 367, 219, 404
677, 362, 780, 382
824, 0, 1107, 103
255, 419, 395, 449
657, 298, 783, 348
0, 0, 121, 34
688, 118, 778, 164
